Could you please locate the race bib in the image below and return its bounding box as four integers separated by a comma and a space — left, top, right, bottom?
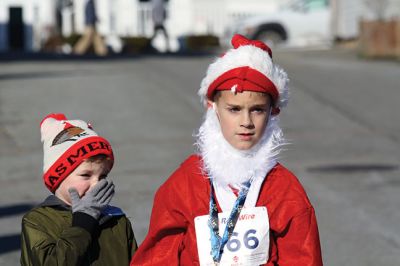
194, 206, 270, 266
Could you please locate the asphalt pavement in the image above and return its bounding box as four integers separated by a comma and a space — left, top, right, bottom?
0, 48, 399, 265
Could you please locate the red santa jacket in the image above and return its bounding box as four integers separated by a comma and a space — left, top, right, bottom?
131, 155, 322, 266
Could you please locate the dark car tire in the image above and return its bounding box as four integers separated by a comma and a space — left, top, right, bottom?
254, 30, 285, 47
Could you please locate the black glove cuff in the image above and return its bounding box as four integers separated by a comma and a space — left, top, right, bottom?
72, 212, 99, 235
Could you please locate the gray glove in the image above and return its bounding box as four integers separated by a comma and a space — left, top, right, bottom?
68, 179, 115, 220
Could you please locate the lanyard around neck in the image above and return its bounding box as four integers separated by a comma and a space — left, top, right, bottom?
208, 178, 251, 264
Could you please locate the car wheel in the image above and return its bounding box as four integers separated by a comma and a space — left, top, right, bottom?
255, 30, 284, 47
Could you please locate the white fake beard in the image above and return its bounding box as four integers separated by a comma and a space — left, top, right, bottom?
195, 108, 286, 187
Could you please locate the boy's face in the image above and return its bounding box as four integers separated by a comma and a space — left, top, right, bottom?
210, 90, 272, 150
55, 159, 111, 205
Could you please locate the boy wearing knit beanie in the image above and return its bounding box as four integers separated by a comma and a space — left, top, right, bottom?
131, 34, 322, 265
21, 114, 137, 265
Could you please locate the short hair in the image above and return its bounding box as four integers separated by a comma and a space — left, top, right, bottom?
85, 154, 113, 171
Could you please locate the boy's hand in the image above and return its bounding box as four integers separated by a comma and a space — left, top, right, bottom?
68, 179, 115, 220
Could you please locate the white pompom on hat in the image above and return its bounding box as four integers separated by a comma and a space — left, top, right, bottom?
40, 113, 114, 192
198, 34, 289, 115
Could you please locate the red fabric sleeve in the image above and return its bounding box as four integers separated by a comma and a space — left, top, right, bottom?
274, 207, 323, 266
130, 175, 187, 266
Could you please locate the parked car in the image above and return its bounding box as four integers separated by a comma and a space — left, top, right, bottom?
223, 0, 331, 48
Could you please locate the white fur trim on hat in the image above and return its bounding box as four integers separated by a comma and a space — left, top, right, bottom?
198, 41, 290, 109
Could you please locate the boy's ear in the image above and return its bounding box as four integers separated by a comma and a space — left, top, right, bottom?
206, 100, 215, 110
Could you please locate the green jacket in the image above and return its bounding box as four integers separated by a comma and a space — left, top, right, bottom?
21, 195, 137, 266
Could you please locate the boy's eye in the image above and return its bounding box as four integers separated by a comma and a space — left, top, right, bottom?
228, 107, 240, 113
79, 174, 91, 180
252, 108, 267, 113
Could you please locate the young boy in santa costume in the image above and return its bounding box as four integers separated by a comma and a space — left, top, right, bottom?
131, 34, 322, 265
21, 114, 137, 265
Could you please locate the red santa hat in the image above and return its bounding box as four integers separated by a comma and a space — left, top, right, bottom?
198, 34, 289, 115
40, 113, 114, 192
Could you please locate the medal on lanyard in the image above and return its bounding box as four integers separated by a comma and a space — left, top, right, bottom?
208, 178, 251, 264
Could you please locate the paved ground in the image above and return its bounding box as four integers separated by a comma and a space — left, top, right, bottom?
0, 48, 399, 265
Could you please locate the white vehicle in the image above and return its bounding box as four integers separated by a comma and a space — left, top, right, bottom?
224, 0, 331, 48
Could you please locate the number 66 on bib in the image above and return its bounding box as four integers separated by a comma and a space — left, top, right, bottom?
195, 206, 270, 266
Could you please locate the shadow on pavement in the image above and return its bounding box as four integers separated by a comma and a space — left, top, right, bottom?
0, 203, 35, 218
0, 203, 35, 254
0, 234, 20, 254
307, 163, 399, 174
0, 71, 80, 81
0, 50, 218, 62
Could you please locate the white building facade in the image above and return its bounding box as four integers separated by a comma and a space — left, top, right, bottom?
62, 0, 282, 51
2, 0, 398, 52
1, 0, 282, 52
0, 0, 56, 52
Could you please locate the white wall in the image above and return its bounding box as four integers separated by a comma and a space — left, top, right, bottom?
69, 0, 280, 37
333, 0, 400, 40
70, 0, 140, 36
0, 0, 289, 51
361, 0, 400, 20
0, 0, 56, 51
64, 0, 281, 51
332, 0, 362, 39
